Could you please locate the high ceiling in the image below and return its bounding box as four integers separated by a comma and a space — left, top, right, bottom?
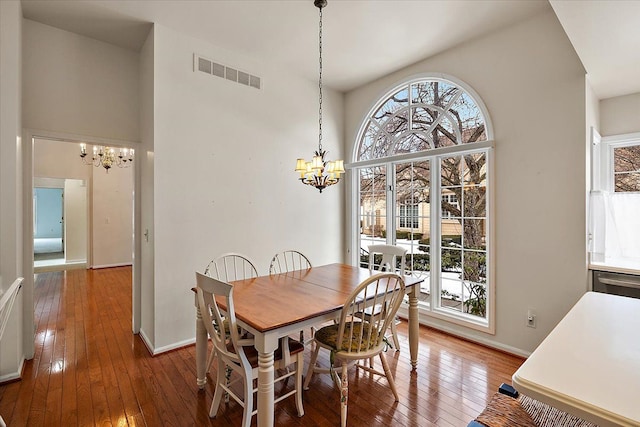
20, 0, 640, 99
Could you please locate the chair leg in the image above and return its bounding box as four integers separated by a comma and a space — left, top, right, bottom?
225, 366, 232, 403
379, 352, 399, 401
390, 320, 400, 351
241, 372, 253, 427
340, 362, 348, 427
303, 344, 321, 390
210, 359, 226, 417
295, 352, 305, 417
206, 348, 216, 372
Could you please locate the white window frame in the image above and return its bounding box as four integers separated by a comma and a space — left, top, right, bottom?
597, 132, 640, 193
348, 74, 495, 334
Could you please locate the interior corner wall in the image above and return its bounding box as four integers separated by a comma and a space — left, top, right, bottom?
150, 23, 344, 350
0, 0, 24, 380
345, 8, 587, 355
599, 92, 640, 136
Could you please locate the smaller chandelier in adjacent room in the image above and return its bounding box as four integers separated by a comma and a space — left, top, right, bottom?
295, 0, 345, 193
80, 143, 134, 173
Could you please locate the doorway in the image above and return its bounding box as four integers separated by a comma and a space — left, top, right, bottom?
33, 186, 64, 265
33, 177, 89, 272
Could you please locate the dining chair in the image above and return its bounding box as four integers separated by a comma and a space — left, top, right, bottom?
202, 253, 259, 374
268, 250, 312, 275
365, 244, 407, 350
196, 272, 305, 427
303, 272, 405, 427
269, 250, 313, 343
204, 253, 259, 282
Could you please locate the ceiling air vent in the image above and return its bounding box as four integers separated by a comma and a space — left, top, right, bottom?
194, 54, 261, 90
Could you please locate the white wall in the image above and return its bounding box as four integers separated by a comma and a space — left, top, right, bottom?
91, 162, 133, 267
33, 139, 133, 267
22, 19, 140, 142
149, 24, 344, 350
64, 179, 88, 262
345, 9, 587, 354
600, 92, 640, 136
138, 28, 155, 342
0, 0, 24, 381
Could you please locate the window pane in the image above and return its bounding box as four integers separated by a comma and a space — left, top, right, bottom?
411, 106, 434, 132
615, 172, 640, 192
463, 219, 486, 250
395, 132, 431, 155
360, 167, 386, 268
432, 126, 457, 148
441, 248, 463, 313
441, 156, 463, 187
373, 89, 409, 123
384, 109, 409, 137
449, 92, 487, 143
395, 161, 430, 302
614, 145, 640, 173
462, 251, 487, 318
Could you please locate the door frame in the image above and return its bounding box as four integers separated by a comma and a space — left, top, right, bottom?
22, 128, 142, 358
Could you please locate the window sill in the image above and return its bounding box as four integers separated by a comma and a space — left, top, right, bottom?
589, 261, 640, 276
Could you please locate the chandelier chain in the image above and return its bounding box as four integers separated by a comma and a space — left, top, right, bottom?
318, 5, 323, 152
294, 0, 343, 193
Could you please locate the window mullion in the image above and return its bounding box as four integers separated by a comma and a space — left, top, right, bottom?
386, 163, 395, 245
430, 157, 441, 309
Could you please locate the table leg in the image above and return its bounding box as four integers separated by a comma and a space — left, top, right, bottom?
257, 350, 275, 427
408, 285, 419, 370
196, 304, 208, 389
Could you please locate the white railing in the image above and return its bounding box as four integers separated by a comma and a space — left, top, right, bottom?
0, 277, 23, 425
0, 277, 23, 343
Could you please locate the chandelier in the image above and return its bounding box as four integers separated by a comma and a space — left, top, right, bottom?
295, 0, 344, 193
80, 143, 134, 173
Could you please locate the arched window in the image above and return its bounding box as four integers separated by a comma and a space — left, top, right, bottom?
352, 76, 493, 330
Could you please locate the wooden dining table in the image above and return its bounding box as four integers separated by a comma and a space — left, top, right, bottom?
194, 262, 424, 427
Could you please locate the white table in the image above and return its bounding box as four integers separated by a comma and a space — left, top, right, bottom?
512, 292, 640, 427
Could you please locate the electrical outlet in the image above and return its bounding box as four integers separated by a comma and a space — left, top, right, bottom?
526, 309, 536, 328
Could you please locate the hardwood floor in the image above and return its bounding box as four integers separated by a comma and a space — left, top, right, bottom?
0, 267, 524, 426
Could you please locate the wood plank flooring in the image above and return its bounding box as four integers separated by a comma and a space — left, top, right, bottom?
0, 267, 524, 426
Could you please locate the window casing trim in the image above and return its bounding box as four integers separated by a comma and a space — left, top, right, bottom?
349, 74, 495, 334
350, 72, 495, 165
598, 131, 640, 193
351, 147, 495, 334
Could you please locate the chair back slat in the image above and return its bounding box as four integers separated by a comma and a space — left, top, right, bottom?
195, 272, 249, 367
269, 250, 312, 275
368, 244, 407, 276
336, 272, 405, 355
204, 253, 258, 282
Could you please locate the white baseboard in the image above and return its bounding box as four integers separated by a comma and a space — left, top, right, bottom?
397, 307, 531, 358
91, 262, 133, 269
138, 329, 154, 355
0, 356, 25, 384
153, 337, 196, 355
138, 329, 195, 356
